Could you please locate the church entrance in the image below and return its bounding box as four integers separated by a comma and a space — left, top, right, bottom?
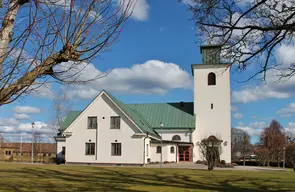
178, 146, 192, 162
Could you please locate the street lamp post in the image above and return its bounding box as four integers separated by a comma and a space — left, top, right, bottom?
160, 122, 164, 168
283, 147, 286, 168
31, 122, 35, 163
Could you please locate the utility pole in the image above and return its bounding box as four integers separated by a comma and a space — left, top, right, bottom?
31, 122, 35, 163
160, 122, 164, 168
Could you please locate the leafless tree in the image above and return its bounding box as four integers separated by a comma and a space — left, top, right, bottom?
0, 0, 134, 105
260, 120, 285, 166
231, 128, 252, 165
255, 147, 269, 166
198, 135, 223, 171
49, 88, 72, 139
183, 0, 295, 80
286, 143, 295, 171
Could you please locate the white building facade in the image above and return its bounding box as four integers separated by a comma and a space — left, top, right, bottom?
55, 44, 232, 165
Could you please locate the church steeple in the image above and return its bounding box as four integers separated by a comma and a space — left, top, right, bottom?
200, 44, 221, 65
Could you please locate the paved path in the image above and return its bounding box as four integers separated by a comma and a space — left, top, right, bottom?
145, 162, 290, 171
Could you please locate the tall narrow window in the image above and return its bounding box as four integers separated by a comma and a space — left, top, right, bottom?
156, 146, 161, 153
146, 144, 149, 156
211, 103, 213, 109
85, 143, 95, 155
111, 143, 122, 156
170, 146, 175, 154
208, 72, 216, 85
88, 117, 97, 129
110, 116, 121, 129
61, 147, 65, 155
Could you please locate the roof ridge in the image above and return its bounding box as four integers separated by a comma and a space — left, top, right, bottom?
128, 107, 159, 136
127, 102, 194, 105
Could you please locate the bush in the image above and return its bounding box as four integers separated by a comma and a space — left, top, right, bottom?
223, 163, 234, 168
220, 160, 226, 165
170, 161, 175, 163
231, 163, 238, 166
164, 161, 169, 164
47, 157, 56, 164
215, 163, 223, 168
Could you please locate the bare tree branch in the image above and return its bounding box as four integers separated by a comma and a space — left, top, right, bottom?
0, 0, 135, 105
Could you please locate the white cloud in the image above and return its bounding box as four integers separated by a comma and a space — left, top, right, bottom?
58, 60, 192, 99
159, 27, 165, 32
231, 106, 239, 112
277, 102, 295, 117
0, 118, 19, 126
249, 121, 267, 128
0, 120, 53, 135
252, 116, 257, 119
232, 44, 295, 103
233, 112, 243, 119
232, 84, 290, 103
28, 83, 55, 100
236, 121, 267, 137
13, 113, 31, 120
13, 106, 40, 114
117, 0, 149, 21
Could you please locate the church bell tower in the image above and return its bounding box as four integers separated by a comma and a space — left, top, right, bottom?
191, 44, 231, 163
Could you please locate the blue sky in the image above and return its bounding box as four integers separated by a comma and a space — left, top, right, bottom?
1, 0, 295, 143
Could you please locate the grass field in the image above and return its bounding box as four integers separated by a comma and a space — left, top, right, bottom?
0, 163, 294, 191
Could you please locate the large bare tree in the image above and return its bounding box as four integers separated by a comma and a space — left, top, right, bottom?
49, 88, 72, 139
183, 0, 295, 80
231, 128, 252, 165
0, 0, 134, 105
259, 119, 285, 167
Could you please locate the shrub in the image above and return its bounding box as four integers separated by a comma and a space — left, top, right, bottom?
215, 163, 223, 168
223, 163, 234, 168
47, 157, 56, 164
196, 160, 203, 164
170, 161, 175, 163
220, 160, 226, 165
164, 161, 169, 164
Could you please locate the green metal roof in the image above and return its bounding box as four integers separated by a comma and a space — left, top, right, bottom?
60, 111, 81, 131
59, 91, 195, 138
127, 102, 195, 129
104, 91, 160, 139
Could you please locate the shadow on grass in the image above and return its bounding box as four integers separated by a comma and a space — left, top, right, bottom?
0, 166, 293, 192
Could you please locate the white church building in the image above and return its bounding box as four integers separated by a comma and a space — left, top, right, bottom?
55, 44, 231, 165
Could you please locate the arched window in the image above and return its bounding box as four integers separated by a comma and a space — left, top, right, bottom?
156, 146, 161, 153
170, 146, 175, 154
208, 72, 216, 85
172, 135, 181, 141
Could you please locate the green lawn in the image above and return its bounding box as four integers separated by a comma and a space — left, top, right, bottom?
0, 163, 294, 191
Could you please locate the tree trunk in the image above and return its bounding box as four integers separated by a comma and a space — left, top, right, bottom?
243, 155, 246, 166
0, 0, 22, 75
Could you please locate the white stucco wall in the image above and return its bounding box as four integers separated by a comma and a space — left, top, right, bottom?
150, 143, 177, 163
155, 130, 192, 142
56, 140, 65, 159
192, 64, 231, 163
64, 92, 146, 164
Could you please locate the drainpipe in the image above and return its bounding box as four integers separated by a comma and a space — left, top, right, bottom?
143, 133, 149, 166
